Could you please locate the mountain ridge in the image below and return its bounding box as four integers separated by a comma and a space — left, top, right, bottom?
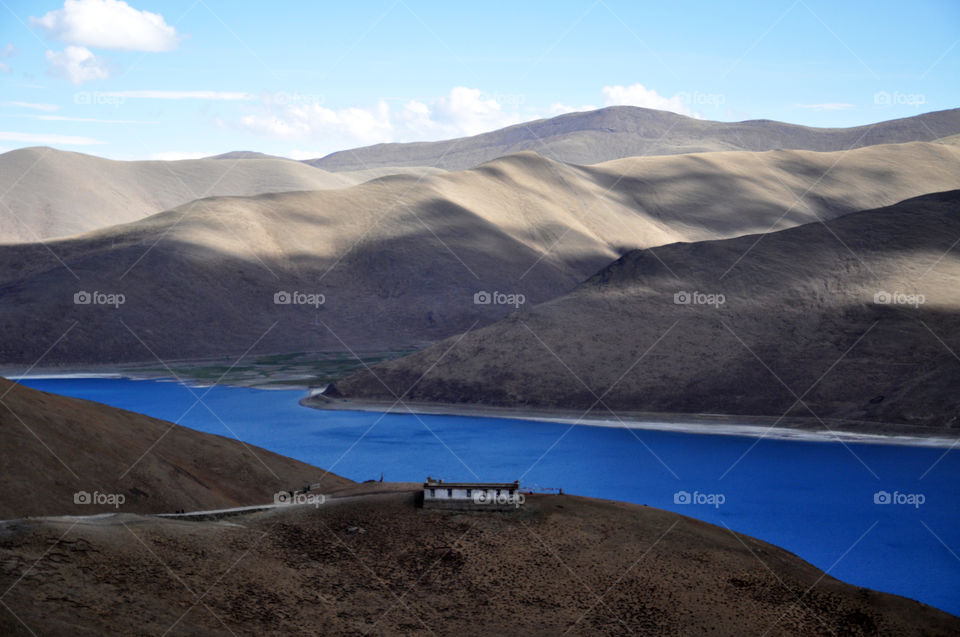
307, 105, 960, 171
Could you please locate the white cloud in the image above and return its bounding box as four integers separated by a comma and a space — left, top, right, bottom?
602, 83, 695, 116
234, 87, 527, 154
796, 103, 854, 111
236, 99, 393, 147
45, 46, 109, 85
0, 131, 104, 145
1, 101, 60, 112
0, 63, 9, 74
230, 83, 710, 156
101, 90, 256, 101
399, 87, 525, 138
31, 0, 180, 52
548, 102, 597, 116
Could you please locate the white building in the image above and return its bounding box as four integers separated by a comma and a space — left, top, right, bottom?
422, 477, 524, 510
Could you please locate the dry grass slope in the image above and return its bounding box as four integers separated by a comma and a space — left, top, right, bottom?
0, 494, 956, 635
0, 377, 349, 518
334, 190, 960, 430
1, 142, 958, 367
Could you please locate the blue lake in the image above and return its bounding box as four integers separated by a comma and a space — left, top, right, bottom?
19, 377, 960, 616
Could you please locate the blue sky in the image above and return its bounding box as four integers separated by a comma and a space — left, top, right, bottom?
1, 0, 957, 159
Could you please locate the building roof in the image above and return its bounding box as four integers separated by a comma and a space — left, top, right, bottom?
424, 480, 518, 489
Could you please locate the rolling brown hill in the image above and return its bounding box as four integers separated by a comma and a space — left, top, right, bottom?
0, 377, 349, 519
1, 142, 959, 366
0, 147, 444, 244
330, 190, 960, 430
1, 493, 957, 635
0, 147, 357, 243
308, 105, 960, 171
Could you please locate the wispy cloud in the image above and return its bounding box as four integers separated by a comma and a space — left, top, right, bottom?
0, 43, 15, 73
796, 103, 855, 111
13, 114, 159, 124
46, 45, 110, 85
1, 101, 60, 112
0, 131, 105, 145
101, 90, 257, 101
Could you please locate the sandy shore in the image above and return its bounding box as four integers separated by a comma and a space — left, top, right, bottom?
303, 395, 960, 448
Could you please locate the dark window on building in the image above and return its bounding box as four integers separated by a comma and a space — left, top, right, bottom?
447, 489, 453, 497
430, 489, 436, 497
466, 489, 472, 497
496, 489, 501, 496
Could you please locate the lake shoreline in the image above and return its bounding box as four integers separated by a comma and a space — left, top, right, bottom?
9, 371, 958, 448
303, 395, 960, 448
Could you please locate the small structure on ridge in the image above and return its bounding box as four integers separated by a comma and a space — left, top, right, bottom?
422, 477, 524, 510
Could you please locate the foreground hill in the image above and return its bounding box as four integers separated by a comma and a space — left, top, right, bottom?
0, 148, 443, 243
331, 191, 960, 430
2, 142, 959, 365
0, 377, 349, 518
1, 493, 956, 635
309, 105, 960, 171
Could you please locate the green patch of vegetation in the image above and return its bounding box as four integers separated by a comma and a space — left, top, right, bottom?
121, 349, 418, 388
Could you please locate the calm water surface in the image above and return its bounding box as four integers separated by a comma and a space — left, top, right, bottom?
20, 377, 960, 616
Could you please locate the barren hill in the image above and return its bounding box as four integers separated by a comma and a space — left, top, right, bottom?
1, 493, 957, 635
0, 147, 364, 243
0, 377, 349, 519
0, 148, 444, 244
309, 105, 960, 171
1, 142, 958, 366
331, 190, 960, 430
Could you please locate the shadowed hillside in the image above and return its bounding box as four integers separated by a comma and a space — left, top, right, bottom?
331, 191, 960, 430
0, 377, 349, 518
309, 105, 960, 171
0, 147, 445, 243
2, 143, 959, 366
